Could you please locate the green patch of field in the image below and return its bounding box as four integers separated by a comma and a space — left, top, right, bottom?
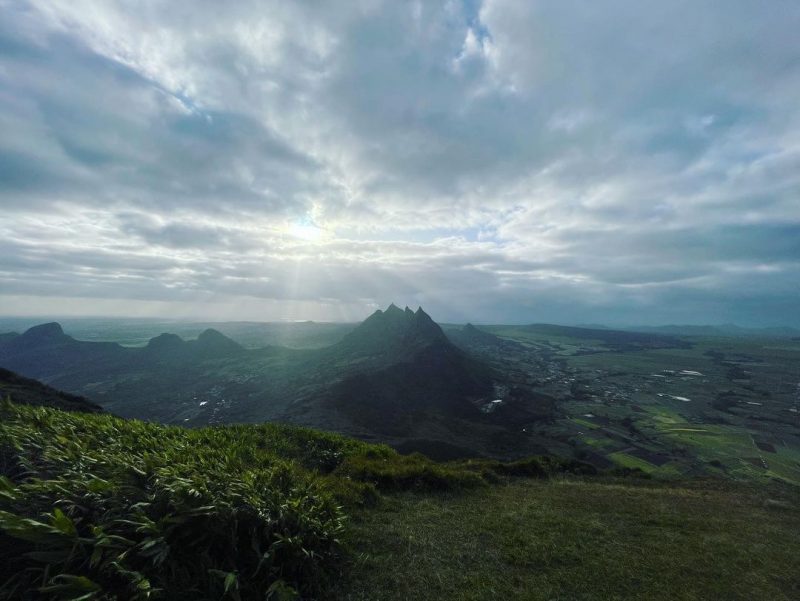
647, 414, 800, 485
334, 479, 800, 601
580, 435, 617, 449
570, 417, 600, 429
763, 444, 800, 486
608, 451, 657, 472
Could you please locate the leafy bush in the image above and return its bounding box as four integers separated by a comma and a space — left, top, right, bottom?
334, 452, 486, 491
0, 400, 605, 600
0, 402, 345, 600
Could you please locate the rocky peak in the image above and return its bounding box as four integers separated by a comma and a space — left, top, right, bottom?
146, 333, 185, 351
18, 322, 69, 346
340, 303, 448, 353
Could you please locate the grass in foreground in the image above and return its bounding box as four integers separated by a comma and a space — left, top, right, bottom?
334, 477, 800, 601
337, 479, 800, 601
2, 400, 797, 600
0, 401, 589, 600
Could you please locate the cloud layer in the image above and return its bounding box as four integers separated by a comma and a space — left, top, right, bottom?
1, 0, 798, 325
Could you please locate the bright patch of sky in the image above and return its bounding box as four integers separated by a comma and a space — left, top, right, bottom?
0, 0, 798, 325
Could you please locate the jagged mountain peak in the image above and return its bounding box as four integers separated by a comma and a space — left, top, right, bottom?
414, 306, 433, 320
385, 303, 404, 316
339, 304, 448, 353
197, 328, 243, 351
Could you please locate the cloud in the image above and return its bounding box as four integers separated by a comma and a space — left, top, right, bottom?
0, 0, 798, 325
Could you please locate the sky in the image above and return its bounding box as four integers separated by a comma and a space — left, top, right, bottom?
0, 1, 798, 326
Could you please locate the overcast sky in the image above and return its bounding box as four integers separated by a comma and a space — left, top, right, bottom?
0, 1, 798, 325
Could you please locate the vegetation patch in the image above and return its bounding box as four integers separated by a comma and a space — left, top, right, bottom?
0, 401, 597, 599
608, 451, 657, 472
334, 479, 800, 600
0, 401, 348, 600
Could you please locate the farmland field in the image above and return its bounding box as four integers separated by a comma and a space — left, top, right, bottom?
463, 325, 800, 485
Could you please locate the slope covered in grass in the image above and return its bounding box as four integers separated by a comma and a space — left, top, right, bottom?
2, 400, 797, 600
0, 401, 588, 599
335, 478, 800, 600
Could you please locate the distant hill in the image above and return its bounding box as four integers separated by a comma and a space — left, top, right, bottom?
0, 317, 355, 349
446, 323, 505, 349
0, 322, 130, 381
0, 367, 102, 413
143, 328, 244, 362
515, 323, 692, 351
0, 324, 245, 379
621, 324, 800, 338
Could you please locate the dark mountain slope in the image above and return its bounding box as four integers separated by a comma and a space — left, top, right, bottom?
0, 310, 549, 458
0, 367, 102, 413
319, 307, 497, 435
0, 332, 19, 344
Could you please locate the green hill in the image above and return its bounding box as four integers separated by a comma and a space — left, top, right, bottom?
0, 400, 590, 600
1, 400, 798, 600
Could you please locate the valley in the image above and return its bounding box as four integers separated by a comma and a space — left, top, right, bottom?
1, 308, 799, 485
474, 324, 800, 484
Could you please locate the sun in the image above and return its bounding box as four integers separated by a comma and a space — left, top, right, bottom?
287, 221, 326, 242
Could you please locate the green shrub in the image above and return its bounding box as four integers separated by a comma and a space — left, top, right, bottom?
0, 400, 605, 600
447, 455, 597, 481
334, 452, 486, 491
0, 402, 344, 600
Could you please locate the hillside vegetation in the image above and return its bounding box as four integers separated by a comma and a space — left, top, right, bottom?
0, 401, 594, 600
0, 396, 797, 600
337, 479, 800, 600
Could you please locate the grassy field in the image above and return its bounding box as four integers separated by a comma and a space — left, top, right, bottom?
0, 401, 592, 600
335, 478, 800, 601
1, 402, 798, 599
479, 326, 800, 486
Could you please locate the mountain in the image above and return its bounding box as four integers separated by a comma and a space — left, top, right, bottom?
446, 323, 505, 349
196, 328, 244, 354
3, 322, 74, 353
0, 308, 550, 459
144, 329, 244, 361
0, 367, 103, 413
0, 322, 130, 382
275, 305, 497, 439
336, 304, 448, 357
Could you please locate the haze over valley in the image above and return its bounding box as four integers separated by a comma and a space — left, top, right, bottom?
3, 308, 799, 484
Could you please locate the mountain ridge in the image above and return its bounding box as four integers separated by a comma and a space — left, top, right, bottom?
0, 307, 548, 459
0, 367, 103, 413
